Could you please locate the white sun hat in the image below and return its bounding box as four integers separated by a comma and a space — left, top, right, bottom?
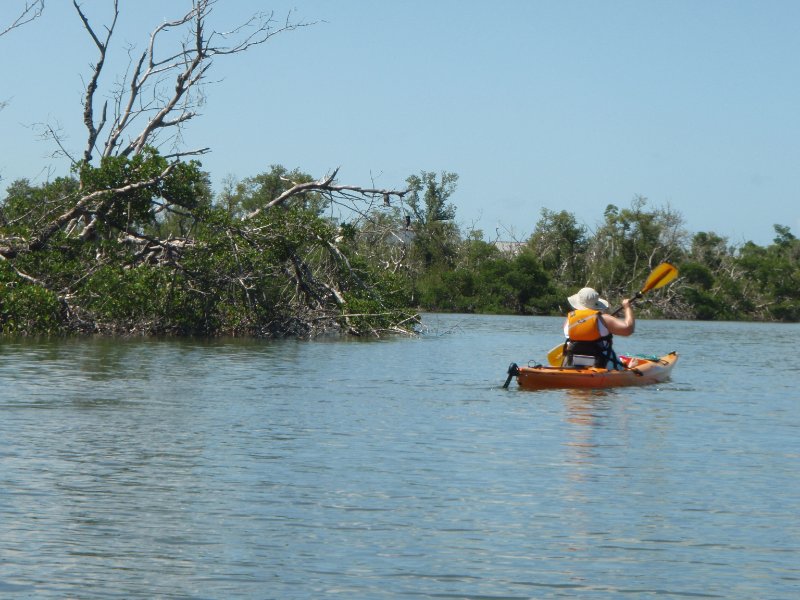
567, 287, 609, 311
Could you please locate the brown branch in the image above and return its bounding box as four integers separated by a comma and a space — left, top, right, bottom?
0, 1, 44, 38
244, 168, 409, 220
204, 6, 317, 56
96, 0, 312, 160
74, 0, 118, 164
22, 163, 176, 254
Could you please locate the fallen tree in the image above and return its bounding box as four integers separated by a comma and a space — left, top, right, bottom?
0, 0, 418, 337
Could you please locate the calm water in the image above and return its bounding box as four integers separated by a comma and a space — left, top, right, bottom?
0, 314, 798, 599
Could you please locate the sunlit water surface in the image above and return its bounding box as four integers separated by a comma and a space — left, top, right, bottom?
1, 315, 798, 599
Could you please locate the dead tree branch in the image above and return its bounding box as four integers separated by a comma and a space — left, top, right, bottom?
67, 0, 316, 164
0, 163, 176, 259
74, 0, 117, 164
0, 0, 44, 38
245, 168, 409, 220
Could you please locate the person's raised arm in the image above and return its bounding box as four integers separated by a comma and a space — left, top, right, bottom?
603, 298, 635, 336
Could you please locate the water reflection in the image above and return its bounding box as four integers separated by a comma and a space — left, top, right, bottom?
562, 390, 616, 477
564, 388, 613, 421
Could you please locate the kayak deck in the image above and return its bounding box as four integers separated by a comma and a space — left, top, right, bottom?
512, 351, 678, 390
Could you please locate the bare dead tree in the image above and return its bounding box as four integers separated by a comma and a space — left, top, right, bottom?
1, 0, 317, 257
0, 0, 44, 38
1, 2, 45, 117
0, 1, 417, 337
245, 168, 408, 219
73, 0, 313, 164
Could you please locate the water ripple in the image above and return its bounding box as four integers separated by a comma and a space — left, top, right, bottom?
1, 318, 799, 598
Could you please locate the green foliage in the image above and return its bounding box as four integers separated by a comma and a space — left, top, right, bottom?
735, 228, 800, 321
528, 208, 588, 287
3, 157, 800, 337
339, 181, 798, 324
406, 171, 458, 223
79, 265, 172, 330
690, 231, 730, 271
681, 262, 714, 290
680, 286, 729, 320
587, 196, 687, 297
78, 148, 206, 232
216, 165, 325, 218
0, 282, 62, 335
1, 177, 79, 235
405, 171, 460, 270
414, 248, 555, 315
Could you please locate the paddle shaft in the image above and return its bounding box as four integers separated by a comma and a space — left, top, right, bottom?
610, 292, 641, 317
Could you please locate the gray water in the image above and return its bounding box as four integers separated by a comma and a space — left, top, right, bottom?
0, 314, 798, 599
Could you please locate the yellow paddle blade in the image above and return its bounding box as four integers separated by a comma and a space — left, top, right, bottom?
547, 343, 563, 367
641, 263, 678, 293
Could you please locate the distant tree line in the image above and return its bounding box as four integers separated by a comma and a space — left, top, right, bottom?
3, 165, 798, 337
393, 176, 800, 323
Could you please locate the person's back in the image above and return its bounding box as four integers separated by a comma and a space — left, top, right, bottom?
562, 288, 634, 368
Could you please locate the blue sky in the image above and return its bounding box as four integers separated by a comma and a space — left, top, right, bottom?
2, 0, 798, 246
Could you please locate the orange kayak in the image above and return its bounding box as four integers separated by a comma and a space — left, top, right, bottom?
507, 351, 678, 390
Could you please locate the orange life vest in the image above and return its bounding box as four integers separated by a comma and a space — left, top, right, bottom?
565, 309, 608, 342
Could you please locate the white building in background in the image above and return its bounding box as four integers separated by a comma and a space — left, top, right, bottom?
494, 241, 526, 256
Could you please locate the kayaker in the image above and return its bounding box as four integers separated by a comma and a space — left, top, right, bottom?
562, 287, 635, 368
